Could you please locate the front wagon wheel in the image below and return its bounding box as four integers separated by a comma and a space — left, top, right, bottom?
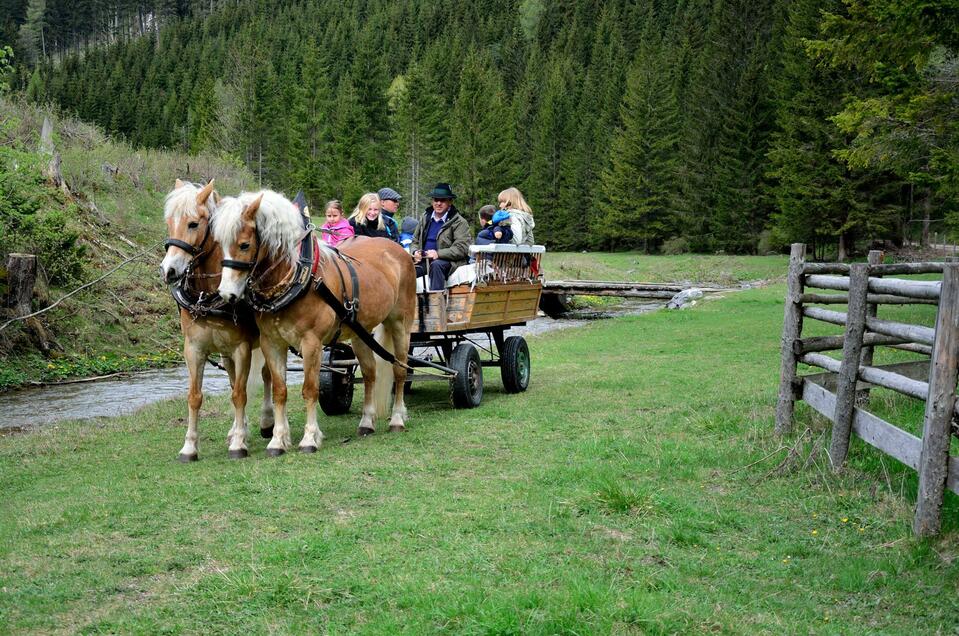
500, 336, 530, 393
319, 344, 355, 416
449, 343, 483, 408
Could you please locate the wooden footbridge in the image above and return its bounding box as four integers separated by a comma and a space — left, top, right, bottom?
539, 279, 730, 316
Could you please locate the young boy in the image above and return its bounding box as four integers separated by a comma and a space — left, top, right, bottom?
476, 209, 513, 244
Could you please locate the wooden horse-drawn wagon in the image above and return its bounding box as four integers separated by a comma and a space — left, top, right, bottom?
319, 244, 545, 413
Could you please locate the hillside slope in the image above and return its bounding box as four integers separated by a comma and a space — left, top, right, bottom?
0, 96, 257, 390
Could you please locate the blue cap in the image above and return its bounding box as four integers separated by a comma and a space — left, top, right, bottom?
492, 210, 511, 224
377, 187, 402, 202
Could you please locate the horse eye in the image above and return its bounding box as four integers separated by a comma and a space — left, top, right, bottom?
240, 242, 250, 251
188, 221, 199, 229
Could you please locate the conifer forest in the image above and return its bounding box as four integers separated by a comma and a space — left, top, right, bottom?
3, 0, 958, 255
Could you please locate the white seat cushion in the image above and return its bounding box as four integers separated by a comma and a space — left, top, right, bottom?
415, 263, 476, 293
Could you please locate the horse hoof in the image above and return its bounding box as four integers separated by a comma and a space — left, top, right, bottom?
260, 426, 274, 439
266, 447, 286, 457
300, 445, 317, 454
388, 425, 406, 433
229, 449, 248, 459
177, 453, 198, 463
358, 427, 375, 437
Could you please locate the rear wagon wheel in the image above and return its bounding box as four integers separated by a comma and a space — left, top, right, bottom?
500, 336, 531, 393
449, 343, 483, 408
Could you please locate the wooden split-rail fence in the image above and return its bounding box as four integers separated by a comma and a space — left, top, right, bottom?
776, 243, 959, 537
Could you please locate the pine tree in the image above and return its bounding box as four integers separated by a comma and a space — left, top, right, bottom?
446, 49, 518, 215
287, 42, 333, 207
389, 61, 448, 214
598, 42, 681, 252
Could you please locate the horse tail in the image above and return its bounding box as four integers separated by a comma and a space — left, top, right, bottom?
372, 324, 395, 418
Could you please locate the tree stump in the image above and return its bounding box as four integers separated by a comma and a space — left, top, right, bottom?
6, 253, 37, 317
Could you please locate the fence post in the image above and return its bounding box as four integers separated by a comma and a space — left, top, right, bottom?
913, 263, 959, 537
856, 250, 884, 405
776, 243, 806, 435
829, 263, 869, 470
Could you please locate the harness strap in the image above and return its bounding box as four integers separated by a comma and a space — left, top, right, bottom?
314, 279, 410, 370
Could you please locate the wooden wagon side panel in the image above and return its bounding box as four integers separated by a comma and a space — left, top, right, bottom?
411, 291, 448, 333
467, 282, 542, 329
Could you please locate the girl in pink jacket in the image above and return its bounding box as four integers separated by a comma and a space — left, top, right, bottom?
320, 200, 355, 247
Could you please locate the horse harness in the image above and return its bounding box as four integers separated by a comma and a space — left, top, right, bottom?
219, 214, 408, 368
167, 222, 254, 323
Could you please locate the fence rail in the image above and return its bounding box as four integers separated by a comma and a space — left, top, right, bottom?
776, 243, 959, 537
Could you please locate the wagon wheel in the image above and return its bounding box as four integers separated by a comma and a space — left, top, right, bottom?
500, 336, 531, 393
319, 344, 355, 416
449, 343, 483, 408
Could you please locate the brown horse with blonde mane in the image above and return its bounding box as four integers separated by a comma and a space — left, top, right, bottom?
213, 190, 416, 455
160, 180, 274, 462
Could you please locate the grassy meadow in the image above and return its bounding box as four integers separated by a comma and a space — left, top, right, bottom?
2, 262, 959, 634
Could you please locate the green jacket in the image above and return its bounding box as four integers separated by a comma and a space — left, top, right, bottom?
411, 206, 472, 268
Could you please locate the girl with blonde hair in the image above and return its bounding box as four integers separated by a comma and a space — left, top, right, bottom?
349, 192, 399, 241
497, 187, 535, 245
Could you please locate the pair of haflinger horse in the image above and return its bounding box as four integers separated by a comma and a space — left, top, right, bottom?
160, 180, 417, 461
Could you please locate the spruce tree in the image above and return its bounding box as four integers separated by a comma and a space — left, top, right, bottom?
598, 42, 681, 252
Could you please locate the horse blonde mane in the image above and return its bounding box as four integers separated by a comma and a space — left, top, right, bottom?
213, 190, 318, 265
164, 182, 206, 221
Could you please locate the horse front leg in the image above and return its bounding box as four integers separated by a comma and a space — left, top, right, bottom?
261, 336, 292, 456
353, 341, 378, 436
298, 336, 324, 453
179, 341, 207, 462
227, 343, 252, 459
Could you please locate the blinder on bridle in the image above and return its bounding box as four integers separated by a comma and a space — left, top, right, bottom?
164, 217, 212, 257
221, 228, 261, 272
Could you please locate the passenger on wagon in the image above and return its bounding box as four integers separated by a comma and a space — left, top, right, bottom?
349, 192, 399, 241
377, 187, 402, 224
320, 199, 354, 247
476, 209, 514, 245
497, 187, 535, 246
411, 183, 471, 291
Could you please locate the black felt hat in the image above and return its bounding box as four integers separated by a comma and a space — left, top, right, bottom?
427, 183, 457, 200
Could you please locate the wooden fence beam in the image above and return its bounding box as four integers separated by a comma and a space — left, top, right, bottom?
805, 274, 941, 300
776, 243, 806, 436
799, 293, 937, 306
914, 264, 959, 537
829, 263, 869, 470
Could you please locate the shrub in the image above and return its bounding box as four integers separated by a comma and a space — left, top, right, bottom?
661, 236, 690, 255
0, 144, 85, 286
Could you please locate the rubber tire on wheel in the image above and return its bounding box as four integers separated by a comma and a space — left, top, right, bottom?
319, 345, 355, 416
449, 343, 483, 408
500, 336, 531, 393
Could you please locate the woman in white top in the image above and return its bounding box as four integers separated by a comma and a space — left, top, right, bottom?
497, 187, 535, 246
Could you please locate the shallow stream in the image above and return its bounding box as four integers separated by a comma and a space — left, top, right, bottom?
0, 300, 661, 431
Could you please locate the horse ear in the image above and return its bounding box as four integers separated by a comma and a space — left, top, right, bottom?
175, 178, 184, 189
243, 194, 264, 221
211, 191, 221, 205
196, 180, 215, 205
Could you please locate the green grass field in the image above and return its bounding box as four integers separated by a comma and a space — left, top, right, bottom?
2, 277, 958, 634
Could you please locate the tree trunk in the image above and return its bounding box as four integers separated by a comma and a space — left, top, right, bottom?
837, 233, 847, 262
922, 189, 932, 247
6, 254, 37, 317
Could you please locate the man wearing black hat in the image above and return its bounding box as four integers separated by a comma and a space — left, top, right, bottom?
411, 183, 472, 291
